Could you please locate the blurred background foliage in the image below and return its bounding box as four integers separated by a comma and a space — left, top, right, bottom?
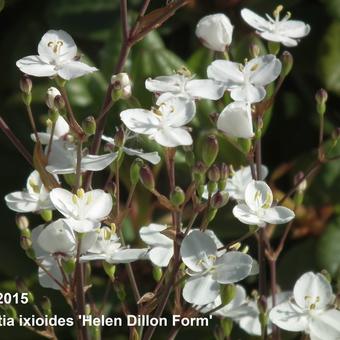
0, 0, 340, 339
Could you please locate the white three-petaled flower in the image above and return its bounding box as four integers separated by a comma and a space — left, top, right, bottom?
80, 226, 148, 264
50, 188, 112, 233
120, 95, 195, 148
180, 230, 254, 305
145, 74, 224, 101
270, 272, 340, 340
241, 7, 310, 47
5, 170, 55, 213
233, 180, 294, 227
208, 55, 281, 103
16, 30, 97, 80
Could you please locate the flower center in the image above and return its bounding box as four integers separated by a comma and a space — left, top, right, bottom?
196, 252, 216, 271
48, 40, 64, 55
304, 295, 321, 310
29, 179, 40, 194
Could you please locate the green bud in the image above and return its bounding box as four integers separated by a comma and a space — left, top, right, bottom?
111, 73, 132, 100
103, 262, 116, 278
22, 92, 32, 106
259, 311, 269, 329
220, 284, 236, 305
130, 158, 144, 186
20, 75, 32, 94
249, 43, 261, 58
41, 296, 52, 317
20, 227, 31, 238
114, 127, 125, 147
197, 184, 205, 198
220, 318, 233, 337
207, 181, 218, 195
16, 215, 29, 230
281, 51, 293, 77
63, 173, 77, 187
218, 179, 227, 191
207, 208, 217, 222
202, 135, 219, 167
49, 109, 59, 124
40, 209, 53, 222
140, 165, 155, 191
211, 191, 229, 209
268, 41, 280, 55
220, 163, 229, 180
116, 283, 126, 302
152, 266, 163, 282
208, 164, 220, 182
82, 116, 96, 136
170, 186, 185, 206
25, 248, 36, 260
315, 88, 328, 115
238, 138, 252, 153
20, 236, 32, 250
192, 161, 207, 184
4, 305, 17, 320
63, 258, 76, 274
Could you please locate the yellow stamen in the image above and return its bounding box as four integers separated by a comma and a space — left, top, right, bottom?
76, 188, 85, 199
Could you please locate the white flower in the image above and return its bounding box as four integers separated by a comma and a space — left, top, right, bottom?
102, 135, 160, 165
217, 102, 254, 139
80, 227, 148, 264
46, 87, 61, 110
50, 188, 113, 233
31, 222, 97, 289
233, 180, 294, 227
111, 73, 132, 99
180, 230, 254, 305
46, 139, 117, 174
241, 6, 310, 47
145, 74, 224, 101
208, 55, 281, 103
31, 115, 70, 144
5, 170, 55, 213
16, 30, 97, 80
120, 95, 196, 148
270, 272, 340, 340
195, 13, 234, 52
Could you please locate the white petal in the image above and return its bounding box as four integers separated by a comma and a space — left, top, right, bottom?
148, 246, 174, 267
259, 31, 299, 47
31, 225, 47, 258
245, 55, 282, 87
245, 180, 273, 212
108, 248, 148, 263
276, 20, 311, 39
46, 140, 75, 174
262, 206, 295, 225
120, 109, 159, 135
80, 254, 107, 262
145, 75, 181, 94
37, 219, 76, 254
180, 230, 217, 272
83, 190, 113, 221
5, 192, 39, 212
52, 116, 70, 138
241, 9, 271, 32
232, 203, 264, 226
139, 224, 173, 247
81, 152, 117, 172
214, 251, 253, 284
217, 101, 254, 139
57, 60, 98, 80
293, 272, 333, 310
154, 127, 192, 147
310, 309, 340, 340
64, 218, 100, 233
50, 188, 74, 218
269, 301, 307, 332
182, 274, 220, 305
16, 56, 56, 77
186, 79, 225, 100
230, 83, 266, 103
123, 147, 161, 164
207, 60, 244, 87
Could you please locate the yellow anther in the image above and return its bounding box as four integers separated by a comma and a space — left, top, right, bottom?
76, 188, 85, 199
46, 118, 53, 129
86, 192, 93, 204
48, 40, 63, 54
152, 106, 163, 116
29, 180, 40, 193
229, 242, 241, 251
262, 191, 272, 209
103, 227, 111, 241
241, 245, 249, 254
273, 5, 284, 19
72, 194, 78, 204
177, 66, 191, 77
110, 223, 117, 234
250, 63, 259, 72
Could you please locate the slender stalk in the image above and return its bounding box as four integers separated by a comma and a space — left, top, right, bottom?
75, 141, 83, 190
25, 103, 40, 143
46, 121, 56, 158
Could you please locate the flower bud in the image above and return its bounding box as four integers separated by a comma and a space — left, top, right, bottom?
280, 51, 293, 77
211, 191, 229, 209
40, 209, 53, 222
220, 284, 236, 306
202, 135, 219, 167
82, 116, 96, 136
152, 266, 163, 282
46, 87, 61, 110
195, 14, 233, 52
130, 158, 144, 186
114, 127, 125, 147
20, 74, 32, 94
315, 88, 328, 115
41, 296, 52, 317
63, 258, 76, 274
111, 73, 132, 100
192, 161, 207, 184
220, 163, 229, 180
54, 95, 65, 111
268, 41, 280, 55
103, 262, 116, 279
140, 165, 155, 191
25, 248, 36, 260
170, 186, 185, 206
221, 318, 233, 337
16, 215, 29, 230
16, 278, 34, 303
249, 43, 261, 58
208, 111, 219, 124
208, 164, 220, 182
197, 184, 205, 198
207, 181, 218, 195
116, 283, 126, 302
20, 236, 32, 250
4, 305, 17, 320
207, 208, 217, 222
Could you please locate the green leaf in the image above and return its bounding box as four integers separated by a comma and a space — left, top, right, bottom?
316, 216, 340, 277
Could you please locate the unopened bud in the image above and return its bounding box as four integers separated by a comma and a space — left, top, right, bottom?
152, 266, 163, 282
20, 75, 32, 94
208, 111, 219, 124
220, 284, 236, 305
281, 51, 293, 77
268, 41, 280, 55
46, 87, 61, 110
103, 262, 116, 278
294, 171, 307, 193
221, 318, 233, 337
20, 236, 32, 250
140, 165, 155, 191
208, 165, 220, 182
40, 209, 53, 222
63, 258, 76, 274
238, 137, 252, 153
41, 296, 52, 317
192, 161, 207, 184
82, 116, 96, 136
170, 186, 185, 206
207, 208, 217, 222
130, 158, 144, 186
25, 248, 36, 260
220, 163, 229, 180
211, 191, 229, 209
315, 88, 328, 115
197, 184, 205, 198
207, 181, 218, 195
202, 135, 219, 167
4, 305, 17, 320
114, 127, 125, 147
111, 73, 132, 100
116, 283, 126, 302
250, 43, 260, 58
16, 215, 29, 230
54, 95, 65, 111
